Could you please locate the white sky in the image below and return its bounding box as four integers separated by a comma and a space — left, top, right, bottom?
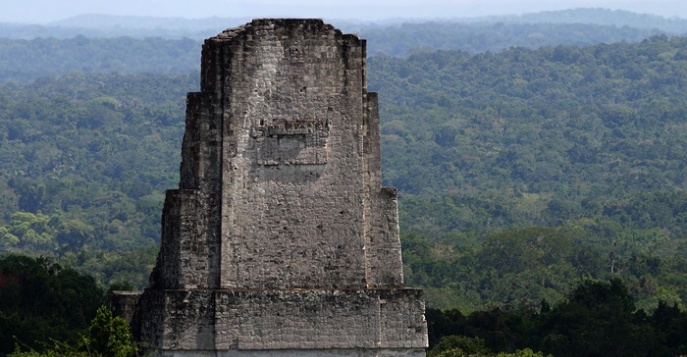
2, 0, 687, 24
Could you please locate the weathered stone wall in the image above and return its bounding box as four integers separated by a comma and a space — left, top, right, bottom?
158, 349, 425, 357
137, 289, 426, 351
116, 19, 427, 356
156, 19, 406, 291
213, 20, 370, 289
363, 92, 404, 288
109, 291, 141, 325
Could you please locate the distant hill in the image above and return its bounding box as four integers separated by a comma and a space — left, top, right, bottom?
47, 14, 251, 30
0, 10, 664, 82
1, 8, 686, 40
479, 8, 687, 33
0, 36, 201, 82
362, 22, 660, 56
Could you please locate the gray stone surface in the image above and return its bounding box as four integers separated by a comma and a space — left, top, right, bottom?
159, 349, 425, 357
112, 18, 427, 356
134, 289, 426, 352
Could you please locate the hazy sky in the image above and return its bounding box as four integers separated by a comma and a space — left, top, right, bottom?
2, 0, 687, 24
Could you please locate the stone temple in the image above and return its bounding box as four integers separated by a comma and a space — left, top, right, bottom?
112, 19, 428, 356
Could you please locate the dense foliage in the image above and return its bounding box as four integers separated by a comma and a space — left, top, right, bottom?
402, 228, 687, 311
0, 255, 104, 356
427, 279, 687, 356
8, 305, 137, 357
367, 35, 687, 308
0, 72, 197, 287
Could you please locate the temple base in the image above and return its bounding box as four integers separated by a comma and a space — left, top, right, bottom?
156, 349, 425, 356
113, 288, 427, 355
